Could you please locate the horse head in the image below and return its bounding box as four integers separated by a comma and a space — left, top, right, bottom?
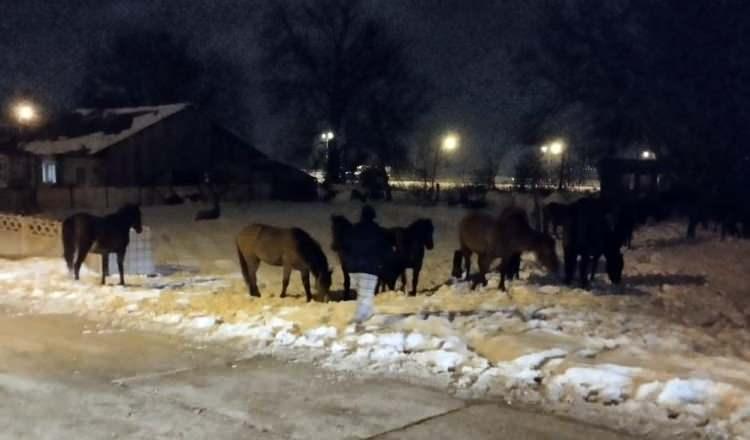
120, 203, 143, 233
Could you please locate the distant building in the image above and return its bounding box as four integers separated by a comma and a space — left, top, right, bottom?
598, 157, 668, 198
5, 103, 317, 210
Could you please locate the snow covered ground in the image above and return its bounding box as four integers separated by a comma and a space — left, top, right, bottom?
4, 201, 750, 439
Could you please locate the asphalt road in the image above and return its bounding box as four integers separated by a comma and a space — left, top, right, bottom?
0, 309, 636, 439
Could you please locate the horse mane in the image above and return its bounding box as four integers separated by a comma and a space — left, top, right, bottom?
115, 203, 140, 217
292, 228, 328, 276
407, 218, 433, 243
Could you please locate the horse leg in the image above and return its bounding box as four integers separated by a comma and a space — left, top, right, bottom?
563, 248, 576, 285
590, 254, 598, 281
101, 253, 109, 285
301, 270, 312, 302
74, 239, 94, 281
462, 249, 472, 280
116, 251, 125, 286
410, 267, 420, 296
579, 255, 590, 288
239, 254, 261, 298
248, 258, 261, 297
343, 267, 353, 300
497, 256, 508, 292
400, 269, 408, 292
280, 265, 291, 298
474, 253, 491, 290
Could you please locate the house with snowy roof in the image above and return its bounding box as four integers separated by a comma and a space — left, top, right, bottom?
11, 103, 316, 209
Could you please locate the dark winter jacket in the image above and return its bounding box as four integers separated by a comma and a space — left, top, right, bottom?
341, 219, 392, 275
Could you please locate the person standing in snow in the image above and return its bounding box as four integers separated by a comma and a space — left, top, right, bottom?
341, 205, 391, 323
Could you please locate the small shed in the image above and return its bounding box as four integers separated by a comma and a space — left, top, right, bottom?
598, 157, 668, 199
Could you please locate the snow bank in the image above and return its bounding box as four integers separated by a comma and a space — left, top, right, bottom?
3, 210, 750, 438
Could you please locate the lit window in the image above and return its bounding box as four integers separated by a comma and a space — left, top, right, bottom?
42, 159, 57, 184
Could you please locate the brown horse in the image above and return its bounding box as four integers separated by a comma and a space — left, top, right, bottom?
458, 208, 559, 291
236, 224, 332, 302
62, 204, 143, 285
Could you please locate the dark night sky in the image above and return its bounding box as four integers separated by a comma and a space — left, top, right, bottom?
1, 0, 543, 168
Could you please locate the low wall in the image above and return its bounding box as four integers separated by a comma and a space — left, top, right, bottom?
0, 213, 155, 275
0, 214, 62, 257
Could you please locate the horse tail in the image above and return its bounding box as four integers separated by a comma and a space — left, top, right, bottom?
62, 217, 76, 272
236, 243, 251, 289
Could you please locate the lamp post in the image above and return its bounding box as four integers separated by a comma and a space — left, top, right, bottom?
320, 130, 336, 183
432, 132, 459, 191
321, 130, 334, 150
540, 139, 566, 190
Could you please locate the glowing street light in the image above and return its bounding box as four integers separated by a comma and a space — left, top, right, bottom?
548, 139, 565, 155
13, 101, 37, 124
320, 131, 334, 142
641, 150, 655, 160
442, 133, 459, 152
540, 138, 567, 189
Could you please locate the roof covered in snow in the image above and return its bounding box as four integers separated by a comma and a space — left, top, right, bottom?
21, 103, 190, 156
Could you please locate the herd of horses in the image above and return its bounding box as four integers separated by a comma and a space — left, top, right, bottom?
59, 188, 746, 300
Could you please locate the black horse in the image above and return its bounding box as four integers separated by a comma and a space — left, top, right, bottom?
383, 219, 434, 296
62, 204, 143, 285
562, 197, 623, 288
542, 202, 569, 238
331, 213, 397, 299
331, 214, 355, 299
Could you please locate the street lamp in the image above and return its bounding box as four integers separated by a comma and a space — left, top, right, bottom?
641, 150, 655, 160
13, 101, 37, 125
540, 138, 567, 189
442, 133, 459, 153
431, 132, 460, 193
321, 130, 334, 146
548, 139, 564, 155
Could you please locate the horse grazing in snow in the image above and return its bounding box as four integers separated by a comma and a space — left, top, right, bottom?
236, 224, 332, 302
457, 207, 559, 291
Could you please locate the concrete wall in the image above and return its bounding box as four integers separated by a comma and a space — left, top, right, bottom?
0, 214, 61, 258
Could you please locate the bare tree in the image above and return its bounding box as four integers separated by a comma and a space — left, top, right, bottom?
78, 27, 250, 137
260, 0, 431, 183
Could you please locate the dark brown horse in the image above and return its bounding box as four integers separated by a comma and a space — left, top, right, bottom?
236, 224, 332, 302
458, 208, 559, 291
563, 197, 623, 287
331, 214, 355, 299
542, 202, 569, 238
382, 218, 434, 296
62, 204, 143, 285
